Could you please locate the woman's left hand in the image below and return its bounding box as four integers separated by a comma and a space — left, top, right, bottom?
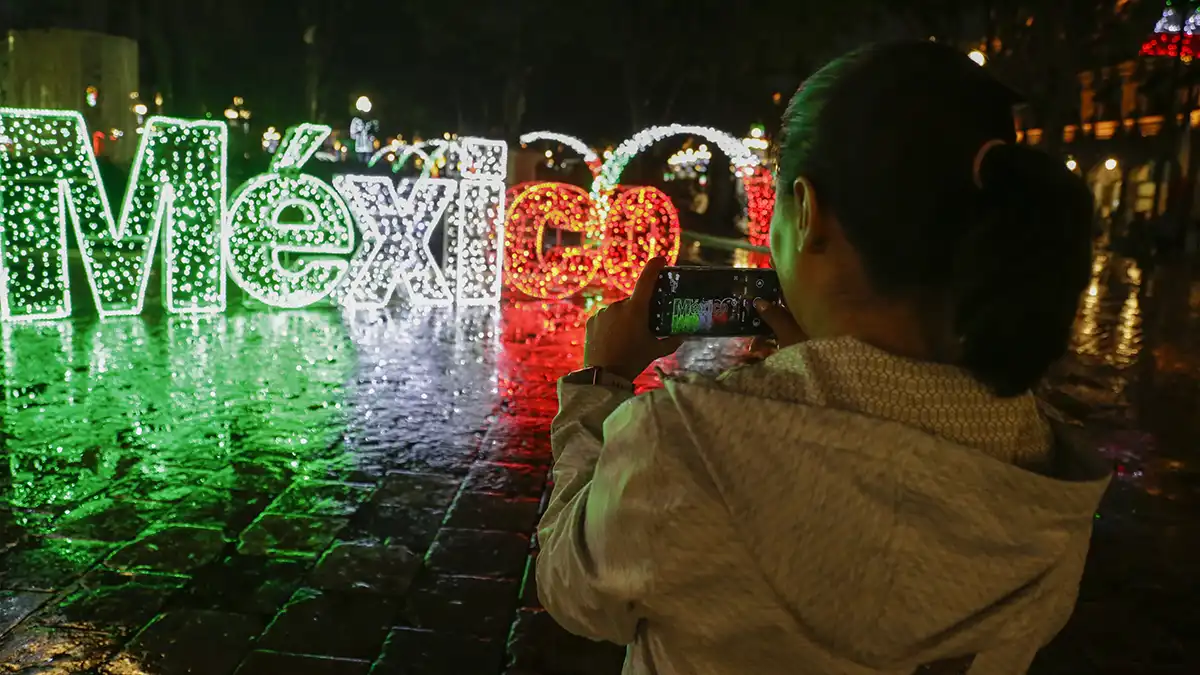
583, 257, 684, 381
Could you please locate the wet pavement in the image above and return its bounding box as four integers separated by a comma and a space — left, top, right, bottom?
0, 250, 1197, 674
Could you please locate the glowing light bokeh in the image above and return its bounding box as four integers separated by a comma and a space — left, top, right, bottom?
333, 175, 457, 308
520, 131, 601, 175
592, 124, 761, 218
504, 182, 603, 300
446, 137, 508, 305
225, 133, 358, 311
742, 165, 776, 248
601, 186, 681, 295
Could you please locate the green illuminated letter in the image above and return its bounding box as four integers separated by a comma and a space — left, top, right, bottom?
0, 109, 228, 321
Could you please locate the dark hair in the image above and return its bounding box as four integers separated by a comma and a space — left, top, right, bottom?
777, 41, 1094, 397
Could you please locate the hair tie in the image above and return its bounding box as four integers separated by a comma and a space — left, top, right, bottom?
972, 140, 1006, 189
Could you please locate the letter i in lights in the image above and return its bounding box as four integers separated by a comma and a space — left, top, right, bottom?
446, 138, 507, 305
0, 109, 228, 321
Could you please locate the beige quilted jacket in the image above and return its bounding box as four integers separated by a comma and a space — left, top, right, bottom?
536, 337, 1111, 675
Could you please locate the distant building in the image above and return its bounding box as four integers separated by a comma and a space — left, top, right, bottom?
1009, 3, 1200, 225
0, 28, 140, 163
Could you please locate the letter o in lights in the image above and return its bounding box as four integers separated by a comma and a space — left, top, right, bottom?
504, 182, 604, 300
601, 186, 681, 295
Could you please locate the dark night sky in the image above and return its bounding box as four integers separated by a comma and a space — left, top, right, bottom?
1, 0, 977, 143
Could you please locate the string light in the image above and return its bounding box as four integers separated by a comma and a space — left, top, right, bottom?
742, 136, 769, 151
262, 126, 282, 153
369, 140, 451, 178
667, 146, 713, 167
269, 123, 332, 173
1142, 4, 1200, 58
447, 137, 507, 305
601, 186, 681, 295
519, 131, 601, 174
332, 175, 457, 308
399, 141, 449, 177
0, 108, 228, 321
742, 165, 776, 248
504, 182, 603, 299
225, 126, 356, 308
591, 124, 763, 229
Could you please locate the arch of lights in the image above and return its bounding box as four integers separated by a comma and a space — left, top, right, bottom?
591, 124, 773, 247
0, 108, 772, 318
367, 140, 451, 177
519, 131, 601, 174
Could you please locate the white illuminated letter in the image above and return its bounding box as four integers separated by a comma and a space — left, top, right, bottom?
0, 109, 228, 321
225, 124, 356, 308
332, 175, 457, 308
447, 137, 507, 305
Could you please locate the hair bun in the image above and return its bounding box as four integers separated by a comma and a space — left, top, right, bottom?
952, 144, 1094, 396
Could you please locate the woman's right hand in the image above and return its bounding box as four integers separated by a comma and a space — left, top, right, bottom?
753, 299, 808, 348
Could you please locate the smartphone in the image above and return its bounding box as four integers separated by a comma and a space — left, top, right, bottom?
649, 266, 782, 337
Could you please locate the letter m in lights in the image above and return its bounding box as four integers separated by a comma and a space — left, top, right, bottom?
0, 108, 227, 321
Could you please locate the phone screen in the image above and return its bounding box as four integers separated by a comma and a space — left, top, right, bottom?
649, 266, 782, 337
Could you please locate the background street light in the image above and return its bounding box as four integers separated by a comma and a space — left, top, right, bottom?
355, 96, 373, 114
967, 50, 987, 66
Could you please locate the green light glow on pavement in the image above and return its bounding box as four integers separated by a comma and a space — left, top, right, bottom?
2, 312, 356, 530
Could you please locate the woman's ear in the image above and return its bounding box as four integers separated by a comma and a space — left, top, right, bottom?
793, 176, 828, 253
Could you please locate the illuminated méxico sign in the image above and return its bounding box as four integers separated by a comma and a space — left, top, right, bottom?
0, 108, 505, 321
0, 109, 769, 321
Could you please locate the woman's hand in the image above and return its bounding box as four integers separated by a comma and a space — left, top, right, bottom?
752, 298, 807, 348
584, 257, 684, 381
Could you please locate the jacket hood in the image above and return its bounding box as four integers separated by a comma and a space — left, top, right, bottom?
661, 340, 1112, 669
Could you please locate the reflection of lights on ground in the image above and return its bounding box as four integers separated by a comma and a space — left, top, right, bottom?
3, 279, 1178, 525
1114, 295, 1141, 363
3, 313, 357, 518
1071, 254, 1109, 358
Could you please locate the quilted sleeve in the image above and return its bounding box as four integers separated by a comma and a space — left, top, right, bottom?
536, 381, 680, 644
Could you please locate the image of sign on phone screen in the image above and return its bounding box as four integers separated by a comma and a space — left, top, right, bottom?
649, 266, 782, 337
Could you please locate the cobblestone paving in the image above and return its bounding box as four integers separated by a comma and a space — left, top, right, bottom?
0, 253, 1197, 674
